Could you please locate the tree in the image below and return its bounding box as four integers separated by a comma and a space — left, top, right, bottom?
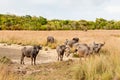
78, 20, 88, 31
87, 21, 96, 30
0, 14, 120, 30
38, 16, 47, 25
114, 21, 120, 29
104, 20, 115, 30
95, 18, 107, 29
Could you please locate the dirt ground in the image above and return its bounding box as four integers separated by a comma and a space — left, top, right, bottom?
0, 44, 72, 65
0, 43, 76, 78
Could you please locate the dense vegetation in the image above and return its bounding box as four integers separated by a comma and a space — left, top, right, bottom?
0, 14, 120, 30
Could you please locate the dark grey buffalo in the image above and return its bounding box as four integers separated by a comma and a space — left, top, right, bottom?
47, 36, 55, 44
72, 37, 79, 43
65, 38, 79, 47
56, 45, 70, 61
20, 45, 42, 65
66, 40, 75, 47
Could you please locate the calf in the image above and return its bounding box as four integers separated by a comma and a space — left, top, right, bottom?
56, 45, 70, 61
20, 45, 42, 65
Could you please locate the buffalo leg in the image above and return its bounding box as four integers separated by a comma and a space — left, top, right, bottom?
60, 55, 63, 61
58, 54, 60, 61
34, 57, 36, 65
20, 56, 25, 64
31, 57, 33, 65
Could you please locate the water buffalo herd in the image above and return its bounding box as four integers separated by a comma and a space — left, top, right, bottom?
20, 36, 105, 65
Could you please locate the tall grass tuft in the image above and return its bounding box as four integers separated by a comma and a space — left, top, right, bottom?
73, 51, 120, 80
0, 56, 12, 64
47, 43, 58, 49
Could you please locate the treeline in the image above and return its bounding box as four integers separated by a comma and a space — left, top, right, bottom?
0, 14, 120, 30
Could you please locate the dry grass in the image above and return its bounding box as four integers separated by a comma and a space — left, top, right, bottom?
0, 30, 119, 45
73, 52, 120, 80
0, 59, 75, 80
0, 30, 120, 80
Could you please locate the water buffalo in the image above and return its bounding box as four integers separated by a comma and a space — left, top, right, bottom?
47, 36, 55, 44
89, 42, 105, 54
56, 45, 70, 61
20, 45, 42, 65
75, 42, 105, 58
65, 38, 79, 47
75, 44, 91, 59
72, 43, 88, 53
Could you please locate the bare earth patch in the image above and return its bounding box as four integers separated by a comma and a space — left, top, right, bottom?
0, 43, 73, 65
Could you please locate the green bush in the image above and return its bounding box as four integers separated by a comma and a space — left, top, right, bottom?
48, 43, 57, 49
40, 25, 48, 30
0, 14, 120, 30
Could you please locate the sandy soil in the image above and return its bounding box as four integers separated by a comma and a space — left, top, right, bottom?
0, 43, 72, 65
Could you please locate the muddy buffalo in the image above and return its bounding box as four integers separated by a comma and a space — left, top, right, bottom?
56, 45, 70, 61
20, 45, 42, 65
65, 38, 79, 48
47, 36, 55, 44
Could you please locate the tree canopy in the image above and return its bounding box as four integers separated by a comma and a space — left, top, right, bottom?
0, 14, 120, 30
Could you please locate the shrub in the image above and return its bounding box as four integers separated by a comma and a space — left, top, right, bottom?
72, 54, 79, 58
0, 56, 12, 64
40, 25, 48, 30
48, 43, 57, 49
